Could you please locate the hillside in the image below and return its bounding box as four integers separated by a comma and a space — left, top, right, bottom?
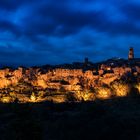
0, 96, 140, 140
0, 59, 140, 103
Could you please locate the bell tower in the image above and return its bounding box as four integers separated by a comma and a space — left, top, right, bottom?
128, 47, 134, 60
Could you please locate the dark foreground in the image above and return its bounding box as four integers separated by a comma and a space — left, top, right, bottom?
0, 96, 140, 140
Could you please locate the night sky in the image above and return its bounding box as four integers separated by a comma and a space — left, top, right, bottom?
0, 0, 140, 66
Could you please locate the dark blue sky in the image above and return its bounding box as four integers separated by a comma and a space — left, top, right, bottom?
0, 0, 140, 66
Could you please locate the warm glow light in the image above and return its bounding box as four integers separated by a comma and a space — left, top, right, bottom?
96, 87, 112, 99
1, 97, 12, 103
111, 81, 130, 97
76, 91, 95, 101
135, 83, 140, 93
30, 92, 37, 102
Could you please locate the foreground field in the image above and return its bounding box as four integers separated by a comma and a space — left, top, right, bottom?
0, 96, 140, 140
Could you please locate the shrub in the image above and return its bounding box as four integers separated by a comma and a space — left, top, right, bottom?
135, 83, 140, 93
30, 92, 37, 102
95, 87, 112, 99
111, 81, 130, 97
75, 91, 95, 101
66, 92, 77, 102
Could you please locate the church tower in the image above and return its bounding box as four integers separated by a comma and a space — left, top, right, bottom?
128, 47, 134, 60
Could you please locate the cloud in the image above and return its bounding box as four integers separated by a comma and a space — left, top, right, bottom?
0, 0, 140, 66
121, 3, 140, 21
0, 20, 20, 36
18, 0, 140, 39
0, 0, 36, 11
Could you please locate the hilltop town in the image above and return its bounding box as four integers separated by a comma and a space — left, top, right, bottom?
0, 47, 140, 103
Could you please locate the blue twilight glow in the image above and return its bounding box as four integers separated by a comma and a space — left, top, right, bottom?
0, 0, 140, 66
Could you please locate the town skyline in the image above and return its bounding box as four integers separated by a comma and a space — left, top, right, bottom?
0, 46, 138, 68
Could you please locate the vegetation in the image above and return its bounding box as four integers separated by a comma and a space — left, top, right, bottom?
0, 76, 140, 103
0, 69, 140, 139
0, 96, 140, 139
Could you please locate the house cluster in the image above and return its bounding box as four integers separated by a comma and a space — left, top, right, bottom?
0, 48, 139, 91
